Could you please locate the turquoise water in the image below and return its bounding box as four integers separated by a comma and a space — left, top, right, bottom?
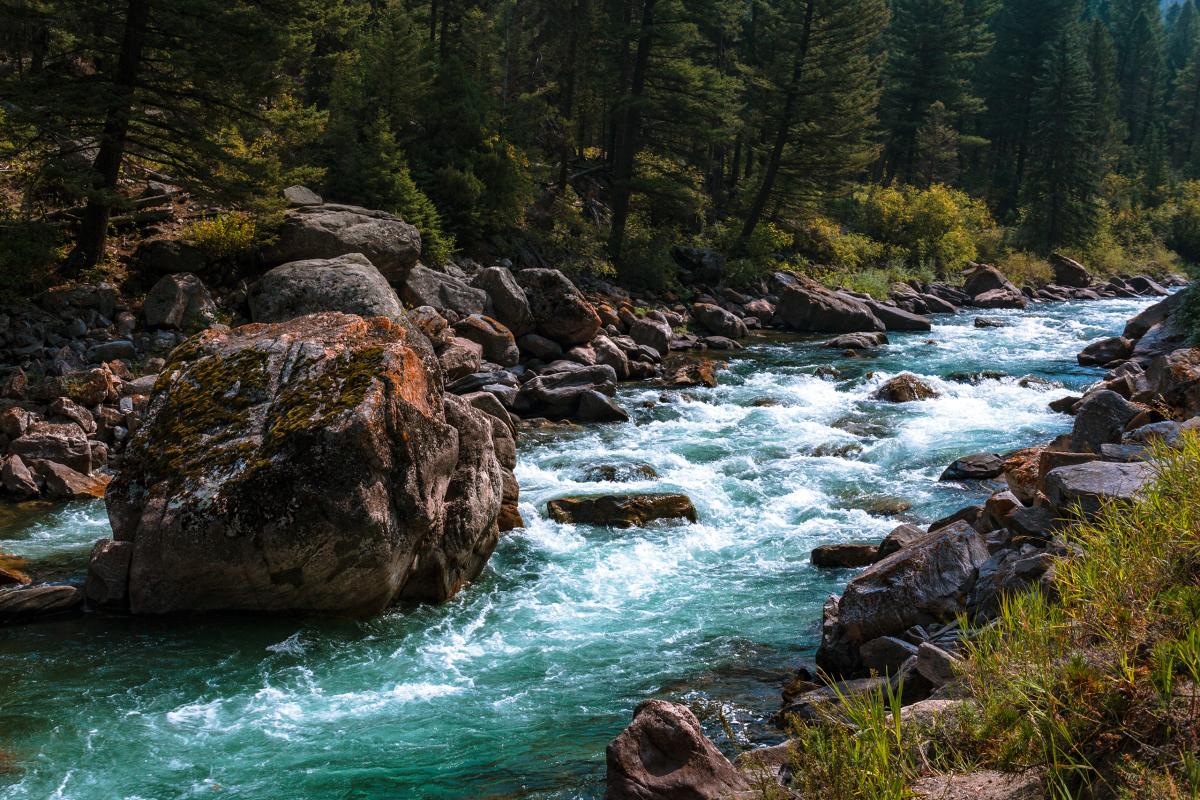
0, 297, 1156, 799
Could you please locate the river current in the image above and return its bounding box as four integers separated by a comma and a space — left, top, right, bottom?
0, 296, 1157, 799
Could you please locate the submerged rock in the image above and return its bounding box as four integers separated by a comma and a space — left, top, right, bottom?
98, 312, 510, 615
605, 700, 748, 800
812, 542, 881, 568
547, 493, 698, 527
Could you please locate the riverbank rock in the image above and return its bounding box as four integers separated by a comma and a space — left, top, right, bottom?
874, 373, 940, 402
1050, 254, 1091, 288
812, 542, 881, 568
547, 493, 698, 527
1069, 390, 1140, 453
1044, 461, 1153, 517
825, 332, 888, 350
1078, 336, 1133, 367
691, 303, 747, 339
262, 204, 422, 284
470, 266, 534, 336
0, 584, 82, 623
776, 276, 885, 333
817, 521, 990, 676
515, 268, 602, 346
98, 312, 509, 615
940, 453, 1003, 481
248, 254, 405, 324
606, 700, 748, 800
401, 265, 490, 318
514, 365, 619, 419
962, 264, 1027, 309
143, 273, 218, 333
864, 299, 932, 331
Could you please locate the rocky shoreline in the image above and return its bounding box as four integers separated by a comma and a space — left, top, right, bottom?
0, 188, 1195, 794
601, 287, 1200, 799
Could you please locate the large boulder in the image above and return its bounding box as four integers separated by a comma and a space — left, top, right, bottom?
1077, 336, 1133, 367
248, 254, 404, 324
940, 453, 1004, 481
1050, 254, 1091, 288
470, 266, 534, 336
691, 303, 747, 339
97, 312, 509, 615
514, 364, 619, 419
453, 315, 520, 367
401, 265, 490, 318
864, 299, 932, 332
962, 264, 1016, 297
874, 373, 940, 402
1069, 390, 1140, 453
1123, 291, 1187, 341
816, 521, 990, 676
262, 204, 422, 284
143, 273, 218, 332
1044, 461, 1153, 517
776, 277, 885, 333
630, 317, 673, 356
605, 700, 748, 800
515, 268, 601, 346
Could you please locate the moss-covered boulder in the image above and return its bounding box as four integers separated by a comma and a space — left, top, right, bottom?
96, 312, 511, 615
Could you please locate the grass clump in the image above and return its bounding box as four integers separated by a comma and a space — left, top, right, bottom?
763, 435, 1200, 799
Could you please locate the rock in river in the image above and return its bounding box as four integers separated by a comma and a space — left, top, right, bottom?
606, 700, 748, 800
874, 373, 940, 402
96, 312, 511, 615
547, 493, 698, 527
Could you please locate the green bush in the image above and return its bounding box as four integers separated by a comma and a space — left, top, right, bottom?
183, 212, 260, 262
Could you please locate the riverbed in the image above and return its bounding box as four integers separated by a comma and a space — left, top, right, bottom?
0, 296, 1157, 799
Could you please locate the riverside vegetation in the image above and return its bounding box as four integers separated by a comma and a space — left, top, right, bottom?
3, 1, 1200, 799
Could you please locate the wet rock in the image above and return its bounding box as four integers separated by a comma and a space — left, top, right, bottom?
1069, 390, 1140, 453
864, 299, 932, 331
1077, 336, 1133, 366
143, 273, 218, 332
974, 316, 1010, 328
812, 543, 881, 568
248, 254, 405, 324
580, 463, 659, 482
972, 287, 1028, 309
825, 332, 888, 349
1049, 253, 1091, 288
605, 700, 748, 800
776, 277, 885, 333
470, 266, 533, 336
1127, 275, 1169, 296
100, 312, 508, 615
878, 523, 926, 558
940, 453, 1003, 481
85, 539, 133, 610
546, 493, 698, 527
666, 360, 718, 388
453, 315, 520, 367
515, 269, 602, 347
262, 204, 422, 284
1044, 461, 1153, 517
874, 373, 940, 402
0, 584, 82, 623
514, 365, 618, 419
401, 265, 490, 317
576, 390, 630, 423
1048, 395, 1081, 414
817, 521, 990, 676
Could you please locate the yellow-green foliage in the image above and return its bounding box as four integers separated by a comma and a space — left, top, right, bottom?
851, 183, 996, 276
723, 222, 795, 284
994, 251, 1052, 287
183, 212, 260, 262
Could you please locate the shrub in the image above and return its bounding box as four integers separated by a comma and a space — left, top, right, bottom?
995, 251, 1052, 287
183, 212, 259, 262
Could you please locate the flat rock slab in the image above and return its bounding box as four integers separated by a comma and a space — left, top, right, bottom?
1044, 461, 1154, 517
812, 542, 881, 568
0, 584, 82, 623
912, 770, 1042, 800
547, 493, 698, 527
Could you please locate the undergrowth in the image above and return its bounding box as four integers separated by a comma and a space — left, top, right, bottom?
761, 435, 1200, 799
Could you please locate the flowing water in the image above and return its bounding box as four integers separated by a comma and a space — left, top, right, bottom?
0, 296, 1157, 800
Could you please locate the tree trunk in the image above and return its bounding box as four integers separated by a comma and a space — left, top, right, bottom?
70, 0, 151, 273
557, 0, 584, 189
608, 0, 656, 269
736, 0, 814, 250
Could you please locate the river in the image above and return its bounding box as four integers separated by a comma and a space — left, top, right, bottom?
0, 295, 1157, 799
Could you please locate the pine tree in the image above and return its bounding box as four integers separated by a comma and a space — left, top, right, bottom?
1167, 0, 1199, 76
1170, 28, 1200, 176
735, 0, 888, 248
1087, 18, 1126, 170
1109, 0, 1167, 150
877, 0, 997, 185
1023, 26, 1101, 250
914, 102, 962, 186
0, 0, 321, 270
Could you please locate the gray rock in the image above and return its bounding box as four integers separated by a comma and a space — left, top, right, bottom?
401, 265, 491, 317
1078, 336, 1133, 366
471, 266, 534, 336
817, 521, 990, 675
84, 539, 133, 610
874, 373, 940, 402
825, 332, 888, 349
0, 584, 83, 623
629, 317, 673, 356
263, 204, 422, 284
691, 303, 747, 339
860, 635, 920, 674
1050, 253, 1091, 288
1069, 390, 1140, 453
776, 276, 885, 333
940, 453, 1003, 481
1044, 461, 1153, 517
812, 542, 881, 568
575, 390, 630, 423
514, 365, 618, 419
878, 523, 926, 558
283, 185, 323, 207
143, 273, 218, 332
864, 299, 932, 331
249, 253, 405, 323
915, 642, 960, 687
89, 339, 138, 362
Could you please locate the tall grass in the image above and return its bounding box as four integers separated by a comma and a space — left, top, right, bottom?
766, 435, 1200, 799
